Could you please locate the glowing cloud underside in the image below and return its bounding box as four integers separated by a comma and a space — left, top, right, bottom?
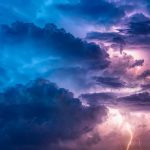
97, 107, 150, 150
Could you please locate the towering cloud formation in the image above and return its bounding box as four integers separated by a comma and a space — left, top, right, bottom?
0, 78, 107, 150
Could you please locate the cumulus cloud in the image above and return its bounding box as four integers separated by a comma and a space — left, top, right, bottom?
119, 14, 150, 35
0, 22, 109, 92
0, 78, 107, 150
118, 13, 150, 50
86, 13, 150, 52
1, 22, 108, 64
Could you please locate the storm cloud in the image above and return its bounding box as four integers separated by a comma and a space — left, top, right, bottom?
56, 0, 125, 26
138, 70, 150, 79
0, 22, 109, 92
93, 76, 125, 88
118, 92, 150, 111
0, 78, 107, 150
80, 92, 116, 106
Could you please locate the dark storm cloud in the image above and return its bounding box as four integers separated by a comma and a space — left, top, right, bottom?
93, 76, 125, 88
117, 13, 150, 49
86, 32, 123, 42
138, 70, 150, 79
119, 92, 150, 102
131, 59, 144, 68
1, 22, 109, 68
0, 78, 107, 150
86, 31, 125, 53
86, 13, 150, 50
128, 13, 150, 23
120, 20, 150, 35
118, 92, 150, 110
0, 22, 109, 91
56, 0, 125, 25
141, 84, 150, 90
80, 92, 116, 106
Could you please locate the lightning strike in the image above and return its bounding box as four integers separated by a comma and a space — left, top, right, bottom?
98, 107, 150, 150
126, 123, 133, 150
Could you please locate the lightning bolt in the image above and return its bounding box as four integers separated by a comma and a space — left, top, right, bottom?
126, 123, 133, 150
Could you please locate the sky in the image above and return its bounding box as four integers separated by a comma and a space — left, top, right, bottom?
0, 0, 150, 150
